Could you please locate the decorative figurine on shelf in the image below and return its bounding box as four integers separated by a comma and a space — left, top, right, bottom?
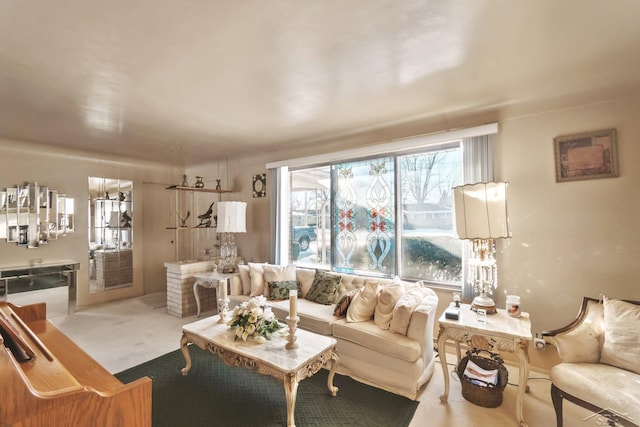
118, 192, 125, 201
181, 175, 189, 187
215, 179, 222, 190
177, 211, 190, 227
196, 202, 214, 227
121, 211, 132, 228
194, 176, 205, 188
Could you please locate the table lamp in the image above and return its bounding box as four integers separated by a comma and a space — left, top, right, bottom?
216, 201, 247, 273
453, 182, 510, 314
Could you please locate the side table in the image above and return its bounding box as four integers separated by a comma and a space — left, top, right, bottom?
193, 272, 239, 318
437, 304, 533, 427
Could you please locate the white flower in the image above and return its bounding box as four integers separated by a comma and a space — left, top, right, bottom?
235, 326, 244, 338
246, 323, 256, 334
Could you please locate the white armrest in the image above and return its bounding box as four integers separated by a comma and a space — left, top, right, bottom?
543, 298, 604, 363
407, 294, 438, 361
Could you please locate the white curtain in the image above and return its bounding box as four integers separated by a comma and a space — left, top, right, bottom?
269, 166, 289, 264
461, 134, 494, 301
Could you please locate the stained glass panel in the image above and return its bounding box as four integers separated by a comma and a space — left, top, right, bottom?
332, 158, 395, 277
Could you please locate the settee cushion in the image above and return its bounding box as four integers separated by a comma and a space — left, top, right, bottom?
268, 280, 299, 301
271, 298, 338, 335
600, 297, 640, 374
295, 268, 316, 298
248, 262, 268, 296
551, 362, 640, 424
263, 264, 296, 298
347, 281, 380, 322
238, 264, 251, 295
390, 288, 424, 336
305, 270, 342, 305
374, 278, 404, 330
332, 319, 422, 363
334, 289, 358, 317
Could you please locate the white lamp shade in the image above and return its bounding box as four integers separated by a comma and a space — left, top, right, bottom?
453, 182, 510, 239
216, 201, 247, 233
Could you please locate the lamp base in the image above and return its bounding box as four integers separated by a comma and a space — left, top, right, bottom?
471, 294, 497, 314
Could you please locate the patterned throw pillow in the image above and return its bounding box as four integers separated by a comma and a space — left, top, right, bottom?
305, 269, 342, 305
333, 289, 358, 317
268, 280, 300, 301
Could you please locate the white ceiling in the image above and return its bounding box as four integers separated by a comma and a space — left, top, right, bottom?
1, 0, 640, 166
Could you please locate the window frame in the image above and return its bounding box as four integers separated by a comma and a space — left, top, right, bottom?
267, 123, 498, 289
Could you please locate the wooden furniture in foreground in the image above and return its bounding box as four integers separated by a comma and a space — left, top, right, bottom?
0, 301, 151, 427
181, 314, 339, 427
437, 303, 532, 427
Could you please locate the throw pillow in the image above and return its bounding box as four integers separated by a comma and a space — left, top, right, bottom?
305, 269, 342, 305
248, 262, 268, 297
600, 296, 640, 374
296, 268, 316, 298
346, 280, 381, 322
374, 278, 405, 330
268, 280, 300, 301
238, 264, 251, 295
389, 288, 424, 335
262, 265, 296, 298
333, 289, 358, 317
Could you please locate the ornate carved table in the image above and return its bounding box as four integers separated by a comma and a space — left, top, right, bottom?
192, 271, 239, 317
437, 304, 532, 426
181, 315, 339, 427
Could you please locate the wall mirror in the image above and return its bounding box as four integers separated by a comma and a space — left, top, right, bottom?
0, 182, 74, 248
88, 177, 133, 293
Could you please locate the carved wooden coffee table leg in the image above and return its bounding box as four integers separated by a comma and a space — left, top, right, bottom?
327, 350, 340, 396
180, 333, 192, 375
284, 373, 299, 427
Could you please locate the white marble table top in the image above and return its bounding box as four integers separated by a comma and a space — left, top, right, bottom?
183, 315, 337, 373
439, 303, 533, 340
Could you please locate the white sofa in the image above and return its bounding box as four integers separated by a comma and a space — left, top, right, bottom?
542, 296, 640, 427
228, 264, 439, 400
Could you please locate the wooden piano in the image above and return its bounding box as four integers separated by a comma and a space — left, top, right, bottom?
0, 301, 151, 427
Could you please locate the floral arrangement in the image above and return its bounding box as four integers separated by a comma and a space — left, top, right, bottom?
227, 295, 282, 342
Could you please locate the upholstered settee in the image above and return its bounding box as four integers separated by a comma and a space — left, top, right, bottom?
228, 263, 439, 400
542, 296, 640, 427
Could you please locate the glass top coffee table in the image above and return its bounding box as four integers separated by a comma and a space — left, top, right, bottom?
180, 315, 340, 427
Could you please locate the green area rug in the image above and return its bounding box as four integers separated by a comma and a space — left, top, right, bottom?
116, 345, 418, 427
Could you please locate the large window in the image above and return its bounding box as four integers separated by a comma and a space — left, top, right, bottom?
289, 143, 462, 285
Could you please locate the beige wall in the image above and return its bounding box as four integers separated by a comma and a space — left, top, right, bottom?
189, 94, 640, 370
0, 139, 182, 308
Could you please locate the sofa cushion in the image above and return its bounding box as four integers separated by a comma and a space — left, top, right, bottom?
295, 268, 316, 298
390, 288, 424, 335
248, 262, 268, 296
334, 289, 358, 317
268, 280, 300, 301
374, 278, 405, 330
263, 264, 296, 298
600, 297, 640, 374
551, 363, 640, 424
238, 264, 251, 295
347, 281, 380, 322
271, 298, 337, 336
305, 270, 342, 305
332, 319, 422, 363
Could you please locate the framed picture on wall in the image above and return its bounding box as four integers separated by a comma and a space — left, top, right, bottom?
253, 173, 266, 197
553, 128, 618, 182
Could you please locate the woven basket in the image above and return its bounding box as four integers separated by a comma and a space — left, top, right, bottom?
456, 349, 508, 408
